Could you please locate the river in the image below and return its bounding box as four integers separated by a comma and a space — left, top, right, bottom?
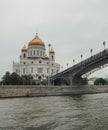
0, 93, 108, 130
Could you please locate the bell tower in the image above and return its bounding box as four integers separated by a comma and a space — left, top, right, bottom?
49, 48, 55, 61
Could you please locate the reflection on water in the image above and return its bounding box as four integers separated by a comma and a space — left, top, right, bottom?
0, 93, 108, 129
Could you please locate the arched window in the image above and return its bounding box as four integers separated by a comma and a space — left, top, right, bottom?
31, 51, 32, 56
23, 53, 26, 58
37, 50, 39, 56
40, 51, 42, 56
38, 76, 42, 80
34, 50, 35, 56
31, 67, 33, 73
52, 55, 53, 60
43, 52, 45, 56
39, 60, 42, 63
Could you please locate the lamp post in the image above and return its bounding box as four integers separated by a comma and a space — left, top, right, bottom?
67, 63, 68, 69
73, 59, 75, 66
48, 44, 51, 86
61, 66, 63, 72
103, 41, 106, 50
48, 44, 51, 52
80, 54, 83, 62
90, 49, 93, 57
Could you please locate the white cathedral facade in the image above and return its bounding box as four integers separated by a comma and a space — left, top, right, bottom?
13, 33, 60, 83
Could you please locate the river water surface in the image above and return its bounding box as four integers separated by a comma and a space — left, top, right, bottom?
0, 93, 108, 130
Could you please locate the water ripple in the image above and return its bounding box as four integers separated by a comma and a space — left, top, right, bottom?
0, 93, 108, 129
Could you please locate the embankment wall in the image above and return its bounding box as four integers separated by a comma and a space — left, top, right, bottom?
0, 85, 108, 98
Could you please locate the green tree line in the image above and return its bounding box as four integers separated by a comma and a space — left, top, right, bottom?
1, 72, 108, 85
1, 72, 31, 85
94, 78, 108, 85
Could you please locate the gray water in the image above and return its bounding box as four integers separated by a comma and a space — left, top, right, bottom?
0, 93, 108, 130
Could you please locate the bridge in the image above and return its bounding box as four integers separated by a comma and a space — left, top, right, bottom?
50, 48, 108, 85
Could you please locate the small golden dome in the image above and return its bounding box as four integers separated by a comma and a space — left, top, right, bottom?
49, 48, 55, 53
22, 46, 27, 52
44, 54, 49, 59
28, 34, 45, 46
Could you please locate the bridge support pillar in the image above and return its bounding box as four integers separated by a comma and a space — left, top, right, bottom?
72, 76, 88, 85
69, 75, 73, 86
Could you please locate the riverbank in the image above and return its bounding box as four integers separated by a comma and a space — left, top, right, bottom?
0, 85, 108, 98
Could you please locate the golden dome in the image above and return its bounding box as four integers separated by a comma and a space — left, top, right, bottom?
28, 34, 45, 46
22, 46, 27, 52
49, 48, 55, 53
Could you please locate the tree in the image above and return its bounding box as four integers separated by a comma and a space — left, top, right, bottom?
94, 78, 107, 85
2, 72, 11, 85
21, 75, 31, 85
10, 72, 22, 85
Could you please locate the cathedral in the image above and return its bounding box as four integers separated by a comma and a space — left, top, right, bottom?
13, 33, 60, 84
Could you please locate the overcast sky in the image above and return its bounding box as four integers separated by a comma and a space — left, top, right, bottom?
0, 0, 108, 80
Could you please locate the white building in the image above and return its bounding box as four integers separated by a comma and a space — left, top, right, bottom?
13, 33, 60, 83
88, 77, 97, 85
